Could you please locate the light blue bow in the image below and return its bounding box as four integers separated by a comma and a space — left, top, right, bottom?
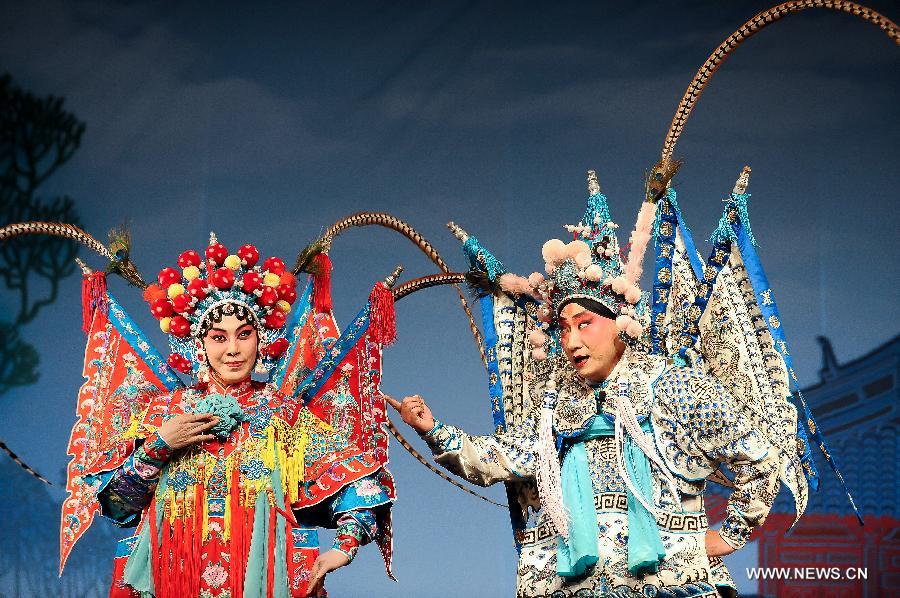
557, 416, 665, 577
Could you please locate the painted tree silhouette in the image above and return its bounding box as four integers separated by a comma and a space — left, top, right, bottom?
0, 73, 84, 397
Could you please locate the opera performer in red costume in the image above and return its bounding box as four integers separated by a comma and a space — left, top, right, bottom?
58, 233, 399, 597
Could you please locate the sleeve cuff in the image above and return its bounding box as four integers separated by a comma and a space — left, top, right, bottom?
719, 514, 752, 550
139, 431, 173, 465
420, 420, 463, 454
420, 419, 443, 438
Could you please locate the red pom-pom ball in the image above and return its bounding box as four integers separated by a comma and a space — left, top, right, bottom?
150, 298, 174, 319
206, 242, 228, 265
158, 267, 180, 287
237, 244, 260, 268
264, 310, 286, 329
143, 283, 167, 304
258, 285, 278, 306
167, 353, 192, 374
279, 272, 296, 288
211, 268, 235, 290
172, 293, 194, 314
265, 337, 289, 357
242, 271, 262, 293
187, 278, 208, 301
178, 250, 201, 268
169, 315, 191, 337
263, 256, 286, 275
277, 284, 297, 304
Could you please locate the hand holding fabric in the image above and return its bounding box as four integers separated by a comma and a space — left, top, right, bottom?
157, 413, 219, 450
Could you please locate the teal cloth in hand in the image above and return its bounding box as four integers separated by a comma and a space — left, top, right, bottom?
193, 393, 245, 439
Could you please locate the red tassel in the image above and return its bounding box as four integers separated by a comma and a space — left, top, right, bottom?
173, 505, 184, 598
312, 253, 332, 313
81, 272, 107, 333
266, 495, 276, 596
368, 282, 397, 346
192, 487, 203, 597
160, 521, 170, 598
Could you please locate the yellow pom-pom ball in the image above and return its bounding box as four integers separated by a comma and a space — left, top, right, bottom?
224, 254, 242, 270
263, 272, 281, 287
159, 317, 172, 333
276, 300, 291, 313
182, 266, 201, 281
167, 283, 185, 298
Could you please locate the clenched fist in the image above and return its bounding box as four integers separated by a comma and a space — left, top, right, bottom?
385, 394, 435, 435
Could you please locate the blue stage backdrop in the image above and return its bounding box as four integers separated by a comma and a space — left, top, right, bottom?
0, 1, 897, 596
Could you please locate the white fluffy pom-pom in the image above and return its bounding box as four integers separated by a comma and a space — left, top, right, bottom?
566, 240, 591, 259
626, 321, 643, 339
542, 239, 568, 265
611, 276, 628, 294
616, 315, 631, 331
583, 264, 603, 281
574, 251, 592, 269
528, 272, 545, 288
624, 285, 641, 304
499, 273, 533, 296
529, 329, 548, 348
531, 347, 548, 361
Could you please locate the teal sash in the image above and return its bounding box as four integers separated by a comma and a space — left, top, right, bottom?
556, 417, 665, 577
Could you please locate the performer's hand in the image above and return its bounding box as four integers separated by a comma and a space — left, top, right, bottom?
306, 549, 350, 597
705, 529, 735, 557
157, 413, 219, 450
385, 394, 435, 434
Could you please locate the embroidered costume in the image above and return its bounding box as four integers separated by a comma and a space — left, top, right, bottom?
424, 349, 781, 597
59, 235, 398, 597
409, 5, 891, 593
425, 167, 848, 597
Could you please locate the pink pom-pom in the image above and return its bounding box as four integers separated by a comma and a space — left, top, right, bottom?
531, 347, 548, 361
626, 321, 643, 338
498, 273, 533, 296
528, 272, 545, 288
616, 315, 631, 331
574, 251, 592, 269
624, 285, 641, 304
529, 329, 548, 348
611, 276, 628, 294
566, 240, 591, 259
542, 239, 568, 265
584, 264, 603, 281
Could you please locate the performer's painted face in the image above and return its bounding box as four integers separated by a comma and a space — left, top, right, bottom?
558, 302, 625, 383
202, 313, 259, 384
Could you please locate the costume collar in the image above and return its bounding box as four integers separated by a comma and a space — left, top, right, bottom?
553, 348, 666, 436
201, 375, 255, 399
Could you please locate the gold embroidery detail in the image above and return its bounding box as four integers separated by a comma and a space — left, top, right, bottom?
659, 221, 673, 237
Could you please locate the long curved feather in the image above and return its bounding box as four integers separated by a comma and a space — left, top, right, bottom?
0, 437, 51, 485
661, 0, 899, 166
